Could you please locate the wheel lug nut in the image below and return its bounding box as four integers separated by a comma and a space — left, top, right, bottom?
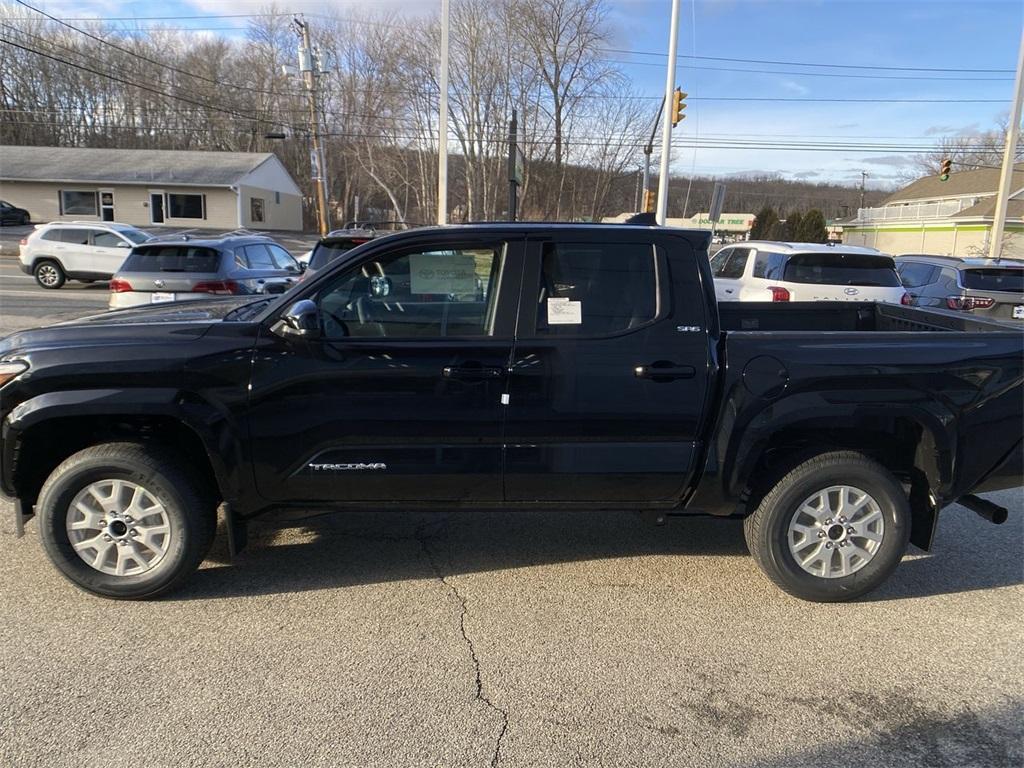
839, 516, 847, 523
847, 527, 855, 534
825, 542, 833, 549
825, 519, 832, 525
103, 535, 112, 542
817, 532, 825, 538
130, 529, 138, 536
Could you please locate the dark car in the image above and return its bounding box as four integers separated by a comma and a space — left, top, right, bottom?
1, 224, 1021, 602
896, 254, 1024, 322
0, 200, 30, 226
108, 234, 304, 309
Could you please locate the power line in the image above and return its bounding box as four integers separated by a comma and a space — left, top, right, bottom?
9, 1, 304, 98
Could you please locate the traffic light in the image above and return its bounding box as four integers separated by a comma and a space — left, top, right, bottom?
671, 87, 687, 127
939, 159, 952, 181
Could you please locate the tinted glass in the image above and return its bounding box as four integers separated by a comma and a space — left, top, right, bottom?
59, 228, 92, 245
318, 245, 503, 339
961, 268, 1024, 293
719, 248, 750, 279
167, 193, 205, 219
243, 244, 276, 270
783, 253, 900, 287
536, 242, 657, 336
752, 251, 786, 280
92, 231, 126, 248
40, 229, 63, 242
267, 244, 300, 271
309, 240, 370, 271
121, 246, 223, 273
709, 248, 731, 277
897, 262, 938, 288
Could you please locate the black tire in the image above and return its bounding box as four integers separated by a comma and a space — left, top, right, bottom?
743, 451, 910, 602
19, 213, 29, 225
33, 259, 65, 289
36, 442, 217, 600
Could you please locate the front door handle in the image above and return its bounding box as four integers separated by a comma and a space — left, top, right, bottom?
443, 365, 503, 380
634, 363, 696, 381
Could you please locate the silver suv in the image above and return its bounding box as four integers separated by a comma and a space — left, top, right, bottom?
19, 221, 152, 289
896, 255, 1024, 323
109, 235, 304, 309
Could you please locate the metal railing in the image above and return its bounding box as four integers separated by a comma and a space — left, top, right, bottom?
855, 199, 968, 223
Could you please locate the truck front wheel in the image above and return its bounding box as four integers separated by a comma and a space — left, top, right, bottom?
36, 443, 217, 599
744, 451, 910, 602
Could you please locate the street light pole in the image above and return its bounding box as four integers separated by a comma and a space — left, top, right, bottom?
437, 0, 450, 225
655, 0, 682, 225
295, 17, 330, 237
989, 27, 1024, 259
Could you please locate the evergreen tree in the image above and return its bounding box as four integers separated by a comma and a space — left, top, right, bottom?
783, 211, 803, 241
750, 206, 778, 240
798, 209, 828, 243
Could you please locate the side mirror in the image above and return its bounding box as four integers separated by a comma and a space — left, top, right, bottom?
298, 261, 308, 273
272, 299, 320, 339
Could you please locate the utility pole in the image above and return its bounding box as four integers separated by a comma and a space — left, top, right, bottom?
295, 17, 330, 236
989, 27, 1024, 260
641, 97, 665, 213
437, 0, 450, 225
859, 171, 868, 213
655, 0, 682, 225
507, 109, 519, 221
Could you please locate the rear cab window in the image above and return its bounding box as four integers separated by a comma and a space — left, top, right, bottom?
309, 238, 372, 271
783, 253, 901, 287
121, 245, 224, 273
961, 268, 1024, 293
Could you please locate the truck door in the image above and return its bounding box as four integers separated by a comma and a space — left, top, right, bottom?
245, 234, 523, 503
503, 231, 713, 503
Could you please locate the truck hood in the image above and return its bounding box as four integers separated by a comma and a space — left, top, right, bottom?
0, 297, 266, 358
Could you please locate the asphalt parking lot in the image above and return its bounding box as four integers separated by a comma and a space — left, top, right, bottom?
1, 255, 1022, 767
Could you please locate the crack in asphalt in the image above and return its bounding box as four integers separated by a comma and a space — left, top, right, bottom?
416, 519, 510, 768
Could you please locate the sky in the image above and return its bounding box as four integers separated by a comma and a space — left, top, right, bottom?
15, 0, 1024, 190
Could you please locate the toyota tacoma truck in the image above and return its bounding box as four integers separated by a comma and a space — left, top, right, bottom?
1, 224, 1021, 602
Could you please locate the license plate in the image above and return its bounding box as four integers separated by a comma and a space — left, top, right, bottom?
1014, 305, 1024, 320
151, 292, 175, 304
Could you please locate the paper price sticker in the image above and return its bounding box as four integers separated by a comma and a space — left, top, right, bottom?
547, 297, 582, 325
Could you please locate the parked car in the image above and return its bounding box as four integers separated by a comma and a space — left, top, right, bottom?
18, 221, 152, 289
304, 227, 378, 277
0, 200, 30, 226
2, 223, 1021, 602
896, 254, 1024, 322
710, 241, 909, 305
108, 235, 304, 308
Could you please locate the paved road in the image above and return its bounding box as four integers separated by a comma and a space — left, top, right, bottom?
0, 492, 1021, 768
0, 256, 110, 335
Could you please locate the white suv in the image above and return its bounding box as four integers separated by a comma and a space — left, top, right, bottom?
19, 221, 152, 289
709, 241, 909, 305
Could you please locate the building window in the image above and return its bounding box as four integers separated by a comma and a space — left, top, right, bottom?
250, 197, 265, 223
274, 191, 281, 205
59, 190, 98, 216
167, 193, 206, 220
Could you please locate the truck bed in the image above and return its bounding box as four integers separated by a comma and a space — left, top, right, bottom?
718, 301, 1016, 333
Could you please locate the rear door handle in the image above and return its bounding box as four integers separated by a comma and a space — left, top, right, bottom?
443, 365, 503, 380
634, 363, 696, 381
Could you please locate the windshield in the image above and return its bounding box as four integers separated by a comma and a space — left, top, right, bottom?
121, 245, 223, 273
962, 268, 1024, 293
784, 253, 900, 287
119, 229, 151, 244
309, 239, 370, 271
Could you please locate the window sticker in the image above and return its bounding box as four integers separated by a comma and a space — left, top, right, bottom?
547, 297, 582, 324
409, 253, 478, 295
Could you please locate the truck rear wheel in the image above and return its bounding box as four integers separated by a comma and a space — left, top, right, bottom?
744, 451, 910, 602
36, 443, 216, 600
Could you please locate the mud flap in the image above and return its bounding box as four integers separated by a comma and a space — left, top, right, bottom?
909, 482, 938, 552
13, 499, 31, 538
224, 503, 248, 559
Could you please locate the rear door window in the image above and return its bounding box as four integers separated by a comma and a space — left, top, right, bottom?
783, 253, 901, 287
752, 250, 786, 280
92, 231, 126, 248
961, 268, 1024, 293
243, 244, 276, 270
121, 246, 223, 273
58, 228, 92, 245
709, 248, 731, 277
535, 242, 659, 336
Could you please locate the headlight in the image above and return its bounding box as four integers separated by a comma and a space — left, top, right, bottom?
0, 360, 28, 387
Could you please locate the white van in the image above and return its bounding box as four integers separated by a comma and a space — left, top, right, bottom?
710, 242, 909, 305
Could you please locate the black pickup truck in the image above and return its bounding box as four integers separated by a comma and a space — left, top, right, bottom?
1, 224, 1021, 601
